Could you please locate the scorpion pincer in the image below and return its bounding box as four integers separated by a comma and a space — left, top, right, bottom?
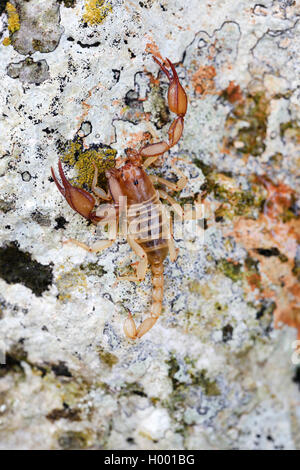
51, 56, 188, 339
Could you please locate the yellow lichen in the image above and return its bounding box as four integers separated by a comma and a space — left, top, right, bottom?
61, 138, 116, 190
56, 266, 88, 302
6, 2, 20, 34
2, 37, 11, 46
83, 0, 112, 25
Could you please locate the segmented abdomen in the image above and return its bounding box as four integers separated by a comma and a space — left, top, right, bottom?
128, 192, 169, 265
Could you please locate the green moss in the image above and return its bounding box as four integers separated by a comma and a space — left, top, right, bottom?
80, 262, 106, 277
188, 280, 202, 294
97, 347, 118, 368
32, 38, 43, 52
214, 302, 228, 312
146, 83, 170, 129
190, 369, 221, 396
119, 382, 147, 397
61, 138, 116, 191
58, 430, 91, 450
0, 242, 53, 296
193, 159, 214, 178
166, 353, 181, 389
167, 354, 220, 396
269, 152, 283, 164
194, 159, 264, 219
280, 120, 300, 144
244, 256, 261, 289
224, 91, 269, 157
218, 259, 243, 282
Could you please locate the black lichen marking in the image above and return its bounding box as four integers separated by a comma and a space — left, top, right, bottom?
255, 247, 280, 257
222, 324, 233, 342
21, 171, 31, 182
0, 0, 8, 15
77, 40, 101, 48
0, 242, 53, 296
31, 210, 51, 227
57, 0, 77, 7
112, 69, 120, 83
54, 216, 68, 230
0, 341, 27, 377
51, 361, 72, 377
0, 199, 15, 213
119, 382, 147, 397
255, 301, 276, 335
293, 366, 300, 391
125, 89, 142, 108
47, 403, 80, 422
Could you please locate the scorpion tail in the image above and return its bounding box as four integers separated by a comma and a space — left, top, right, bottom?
123, 262, 164, 339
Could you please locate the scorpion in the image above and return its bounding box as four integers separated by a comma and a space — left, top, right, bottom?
51, 56, 188, 339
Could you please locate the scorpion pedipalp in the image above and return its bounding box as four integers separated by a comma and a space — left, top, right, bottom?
51, 160, 100, 223
140, 56, 187, 160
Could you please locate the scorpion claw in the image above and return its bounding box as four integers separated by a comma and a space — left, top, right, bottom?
51, 160, 97, 221
153, 55, 187, 118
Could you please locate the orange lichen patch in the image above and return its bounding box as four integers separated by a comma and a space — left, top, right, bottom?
191, 65, 217, 96
76, 82, 106, 131
229, 177, 300, 338
145, 38, 167, 86
145, 37, 163, 61
125, 130, 153, 150
221, 81, 244, 104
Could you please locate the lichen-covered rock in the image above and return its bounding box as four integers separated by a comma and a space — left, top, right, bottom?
0, 0, 299, 451
7, 57, 50, 84
8, 0, 64, 55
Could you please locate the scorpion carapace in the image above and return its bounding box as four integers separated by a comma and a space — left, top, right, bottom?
51, 56, 188, 339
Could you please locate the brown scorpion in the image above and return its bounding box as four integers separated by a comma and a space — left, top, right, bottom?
51, 56, 188, 339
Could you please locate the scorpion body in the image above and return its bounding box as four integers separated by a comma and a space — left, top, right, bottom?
51, 56, 188, 339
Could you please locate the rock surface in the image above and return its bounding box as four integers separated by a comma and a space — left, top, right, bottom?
0, 0, 299, 450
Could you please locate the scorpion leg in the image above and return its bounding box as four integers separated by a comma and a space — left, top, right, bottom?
149, 171, 187, 191
63, 238, 116, 253
140, 57, 187, 160
166, 216, 178, 262
158, 189, 183, 218
143, 155, 160, 169
118, 235, 148, 283
91, 162, 112, 201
